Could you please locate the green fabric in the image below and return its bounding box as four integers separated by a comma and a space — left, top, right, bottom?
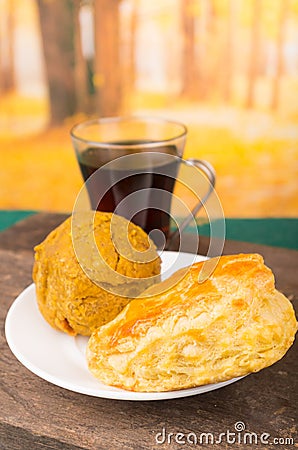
0, 211, 297, 250
198, 218, 298, 250
0, 210, 37, 232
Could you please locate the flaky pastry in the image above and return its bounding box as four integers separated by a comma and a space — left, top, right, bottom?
87, 253, 297, 392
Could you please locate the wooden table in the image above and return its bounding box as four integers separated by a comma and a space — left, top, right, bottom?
0, 213, 297, 450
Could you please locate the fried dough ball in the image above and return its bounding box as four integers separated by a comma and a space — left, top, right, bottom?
33, 212, 161, 336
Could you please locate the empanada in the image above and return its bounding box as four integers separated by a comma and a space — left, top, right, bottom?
87, 253, 297, 392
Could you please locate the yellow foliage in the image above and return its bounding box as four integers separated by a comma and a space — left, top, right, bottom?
0, 93, 297, 217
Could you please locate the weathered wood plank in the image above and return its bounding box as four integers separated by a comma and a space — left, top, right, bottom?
0, 214, 297, 449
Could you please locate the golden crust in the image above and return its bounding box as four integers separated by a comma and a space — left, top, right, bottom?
33, 212, 161, 336
87, 253, 297, 392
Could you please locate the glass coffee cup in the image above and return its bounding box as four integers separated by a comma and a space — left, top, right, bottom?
71, 116, 216, 249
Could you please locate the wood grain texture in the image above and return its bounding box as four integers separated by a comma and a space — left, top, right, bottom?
0, 213, 297, 450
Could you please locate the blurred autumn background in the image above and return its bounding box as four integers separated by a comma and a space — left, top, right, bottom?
0, 0, 297, 217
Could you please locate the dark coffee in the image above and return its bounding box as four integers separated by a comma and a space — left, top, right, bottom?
78, 141, 180, 245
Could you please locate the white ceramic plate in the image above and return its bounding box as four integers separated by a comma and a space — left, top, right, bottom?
5, 251, 244, 401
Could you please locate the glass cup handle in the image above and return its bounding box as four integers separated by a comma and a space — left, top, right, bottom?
166, 158, 216, 248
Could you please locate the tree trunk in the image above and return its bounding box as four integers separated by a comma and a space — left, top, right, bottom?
120, 0, 137, 111
181, 0, 198, 98
37, 0, 77, 125
0, 0, 15, 92
197, 0, 211, 100
127, 0, 137, 97
73, 0, 90, 114
222, 0, 237, 103
94, 0, 122, 117
245, 0, 262, 109
271, 0, 289, 111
